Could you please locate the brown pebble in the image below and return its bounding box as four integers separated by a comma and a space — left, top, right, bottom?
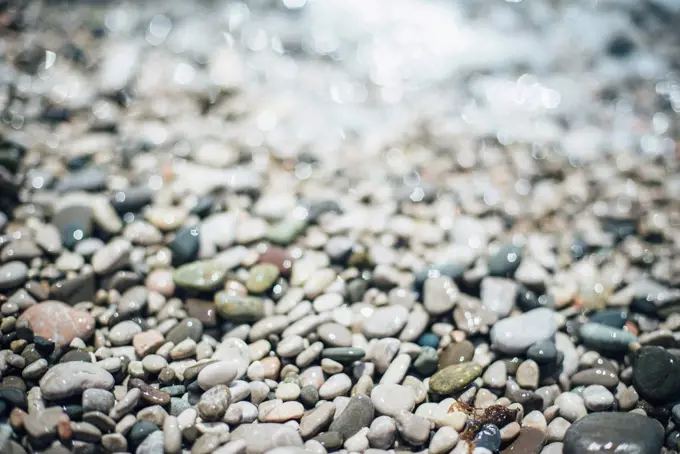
132, 330, 165, 357
501, 426, 546, 454
9, 408, 26, 431
259, 246, 293, 277
57, 414, 72, 442
186, 299, 218, 327
159, 367, 176, 385
129, 378, 171, 406
439, 341, 475, 368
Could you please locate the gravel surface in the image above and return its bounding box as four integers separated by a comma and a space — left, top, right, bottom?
0, 0, 679, 453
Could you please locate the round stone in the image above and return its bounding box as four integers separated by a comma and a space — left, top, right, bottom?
173, 261, 227, 292
215, 292, 265, 322
632, 346, 680, 403
362, 305, 409, 338
18, 301, 95, 348
0, 262, 28, 290
439, 341, 475, 368
582, 385, 614, 412
197, 361, 239, 390
490, 308, 557, 354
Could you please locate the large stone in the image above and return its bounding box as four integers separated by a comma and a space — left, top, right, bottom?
563, 412, 663, 454
19, 301, 95, 347
490, 308, 557, 354
328, 394, 374, 440
40, 363, 114, 400
632, 346, 680, 403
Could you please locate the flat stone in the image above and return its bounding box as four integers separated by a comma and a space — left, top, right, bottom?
19, 301, 95, 347
319, 373, 351, 399
262, 401, 305, 422
429, 362, 483, 394
109, 321, 142, 346
481, 277, 518, 317
321, 347, 365, 365
579, 323, 637, 353
570, 368, 618, 388
317, 323, 352, 347
563, 412, 663, 454
166, 318, 203, 345
501, 427, 546, 454
215, 292, 265, 322
1, 240, 42, 262
39, 362, 114, 400
490, 308, 557, 354
371, 384, 415, 417
173, 261, 227, 292
362, 305, 409, 338
394, 410, 430, 446
230, 423, 303, 454
329, 394, 374, 439
197, 361, 239, 390
300, 402, 335, 438
582, 385, 614, 411
0, 262, 28, 290
110, 186, 153, 214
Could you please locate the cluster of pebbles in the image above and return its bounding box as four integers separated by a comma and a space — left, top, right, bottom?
1, 1, 680, 454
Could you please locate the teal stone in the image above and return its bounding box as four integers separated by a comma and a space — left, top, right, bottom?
215, 292, 266, 322
579, 323, 637, 353
418, 332, 440, 348
172, 261, 227, 292
246, 263, 280, 293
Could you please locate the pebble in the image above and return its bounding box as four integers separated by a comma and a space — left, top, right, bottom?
0, 262, 28, 290
197, 384, 231, 421
317, 323, 353, 347
423, 276, 459, 314
430, 426, 459, 454
476, 424, 502, 451
488, 244, 523, 276
394, 410, 430, 446
632, 345, 680, 402
328, 394, 374, 439
82, 389, 115, 414
371, 384, 415, 417
18, 301, 95, 348
319, 373, 352, 399
367, 416, 396, 449
554, 393, 587, 423
300, 402, 336, 438
429, 362, 482, 394
516, 360, 540, 389
246, 264, 280, 293
481, 277, 518, 317
501, 427, 546, 454
230, 423, 303, 454
490, 308, 557, 354
166, 318, 203, 344
579, 323, 637, 353
563, 412, 663, 454
136, 429, 165, 454
322, 347, 365, 365
582, 385, 614, 411
92, 238, 131, 275
362, 305, 409, 338
39, 362, 114, 400
173, 261, 227, 292
547, 417, 570, 442
215, 292, 265, 322
439, 341, 475, 368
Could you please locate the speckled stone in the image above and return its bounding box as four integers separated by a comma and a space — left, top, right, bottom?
18, 301, 95, 348
215, 292, 265, 322
429, 362, 482, 394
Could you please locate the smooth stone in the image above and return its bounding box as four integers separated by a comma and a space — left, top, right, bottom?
439, 341, 475, 368
488, 244, 523, 277
570, 368, 618, 388
554, 393, 587, 423
129, 421, 159, 449
53, 204, 93, 249
418, 332, 440, 348
362, 305, 409, 338
429, 362, 482, 394
259, 246, 294, 277
136, 428, 164, 454
328, 394, 374, 439
23, 407, 63, 443
582, 385, 614, 412
430, 426, 459, 454
413, 347, 439, 376
35, 223, 63, 254
215, 292, 265, 322
526, 341, 558, 365
490, 308, 557, 354
590, 310, 628, 329
246, 264, 280, 293
367, 416, 396, 449
110, 186, 153, 213
501, 427, 546, 454
317, 323, 353, 347
169, 226, 200, 266
230, 423, 303, 454
563, 412, 663, 454
394, 410, 430, 446
322, 347, 365, 365
40, 363, 114, 400
56, 168, 106, 193
300, 402, 335, 438
371, 384, 415, 417
146, 206, 188, 231
109, 321, 142, 346
632, 345, 680, 402
319, 374, 351, 399
312, 431, 343, 450
481, 277, 518, 317
91, 196, 122, 233
262, 401, 305, 422
547, 417, 570, 442
1, 240, 42, 262
475, 424, 501, 451
266, 219, 306, 245
173, 261, 227, 292
0, 262, 28, 290
166, 318, 203, 344
423, 276, 459, 315
197, 361, 239, 390
579, 323, 637, 353
516, 360, 540, 389
82, 389, 115, 414
197, 385, 231, 422
19, 301, 95, 348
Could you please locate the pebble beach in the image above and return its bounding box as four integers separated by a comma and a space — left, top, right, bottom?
0, 0, 680, 453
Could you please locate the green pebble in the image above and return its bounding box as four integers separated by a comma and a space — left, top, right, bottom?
172, 261, 227, 292
429, 362, 483, 394
215, 292, 266, 322
322, 347, 365, 365
246, 264, 280, 294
